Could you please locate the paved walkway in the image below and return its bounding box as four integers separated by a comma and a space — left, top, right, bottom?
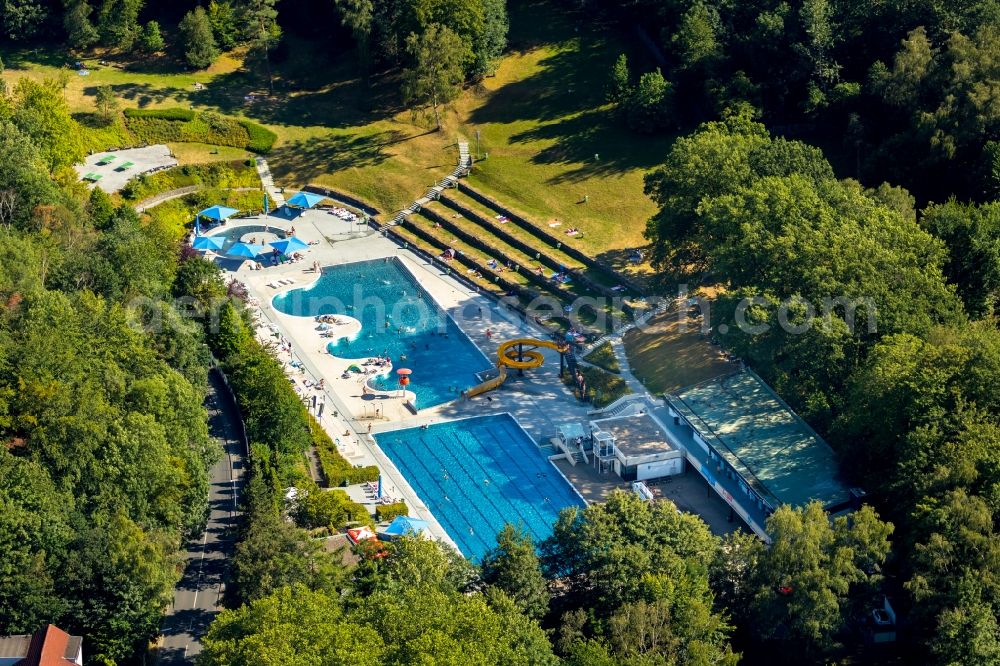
255, 157, 285, 208
159, 370, 245, 664
135, 186, 263, 213
607, 337, 647, 394
577, 336, 647, 396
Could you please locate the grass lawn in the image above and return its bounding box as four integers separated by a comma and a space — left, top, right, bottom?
1, 0, 669, 281
623, 306, 736, 394
583, 341, 621, 374
168, 142, 252, 164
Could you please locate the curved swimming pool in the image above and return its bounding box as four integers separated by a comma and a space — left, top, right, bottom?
272, 258, 491, 408
205, 224, 284, 254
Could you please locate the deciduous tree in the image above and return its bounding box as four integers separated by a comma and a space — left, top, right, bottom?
96, 0, 143, 50
606, 53, 630, 104
335, 0, 374, 80
94, 84, 118, 123
402, 23, 469, 130
745, 502, 892, 655
0, 0, 49, 40
480, 524, 550, 620
208, 0, 239, 50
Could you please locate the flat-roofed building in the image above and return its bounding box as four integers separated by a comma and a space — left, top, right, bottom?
656, 369, 854, 541
589, 412, 686, 480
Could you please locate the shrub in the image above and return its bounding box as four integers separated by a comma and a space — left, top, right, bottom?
563, 365, 631, 408
310, 419, 379, 486
122, 108, 275, 154
295, 487, 371, 529
124, 107, 196, 121
241, 119, 277, 154
119, 161, 260, 203
582, 341, 620, 374
375, 501, 409, 522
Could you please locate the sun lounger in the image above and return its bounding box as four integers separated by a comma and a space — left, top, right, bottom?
267, 282, 278, 289
96, 155, 115, 166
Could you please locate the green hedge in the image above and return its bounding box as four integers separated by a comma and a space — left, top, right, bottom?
241, 119, 278, 153
124, 107, 196, 121
375, 501, 409, 522
123, 108, 276, 154
206, 301, 311, 480
310, 418, 380, 487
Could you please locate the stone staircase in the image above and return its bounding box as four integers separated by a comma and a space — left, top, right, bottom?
587, 393, 653, 418
390, 142, 470, 226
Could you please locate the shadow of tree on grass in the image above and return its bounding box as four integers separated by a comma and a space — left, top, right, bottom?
269, 130, 408, 183
508, 108, 676, 183
468, 39, 611, 127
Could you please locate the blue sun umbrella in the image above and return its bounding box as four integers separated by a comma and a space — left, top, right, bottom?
227, 242, 266, 258
381, 515, 431, 539
192, 235, 225, 251
198, 205, 240, 222
286, 191, 326, 209
269, 236, 309, 255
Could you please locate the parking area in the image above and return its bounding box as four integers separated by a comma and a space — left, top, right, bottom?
552, 457, 745, 537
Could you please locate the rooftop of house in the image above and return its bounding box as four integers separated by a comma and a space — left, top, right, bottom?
0, 625, 82, 666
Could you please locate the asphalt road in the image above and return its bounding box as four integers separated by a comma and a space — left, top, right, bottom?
159, 369, 245, 664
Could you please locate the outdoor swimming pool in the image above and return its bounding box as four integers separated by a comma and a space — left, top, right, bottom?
271, 258, 491, 408
375, 414, 585, 560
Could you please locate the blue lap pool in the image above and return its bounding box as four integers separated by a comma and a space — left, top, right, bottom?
374, 414, 586, 560
271, 258, 491, 408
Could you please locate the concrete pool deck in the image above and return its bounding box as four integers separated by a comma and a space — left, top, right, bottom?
75, 144, 178, 193
207, 209, 597, 548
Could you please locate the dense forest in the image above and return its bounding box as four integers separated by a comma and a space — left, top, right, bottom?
0, 77, 218, 662
596, 0, 1000, 205
0, 0, 998, 664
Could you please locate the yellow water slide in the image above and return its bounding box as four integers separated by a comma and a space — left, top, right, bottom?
463, 338, 569, 398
